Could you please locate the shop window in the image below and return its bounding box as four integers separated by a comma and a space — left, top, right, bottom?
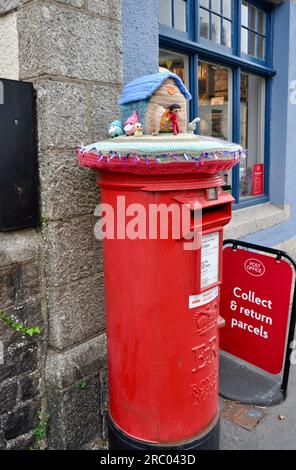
200, 0, 232, 48
198, 62, 232, 141
159, 50, 190, 120
159, 49, 189, 88
240, 73, 265, 198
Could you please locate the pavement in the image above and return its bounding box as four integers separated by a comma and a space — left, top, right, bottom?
220, 362, 296, 450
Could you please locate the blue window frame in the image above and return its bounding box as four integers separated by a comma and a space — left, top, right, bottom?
159, 0, 189, 37
199, 0, 233, 48
159, 0, 274, 209
241, 0, 267, 61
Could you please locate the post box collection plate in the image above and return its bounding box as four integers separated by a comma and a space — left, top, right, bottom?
201, 232, 220, 289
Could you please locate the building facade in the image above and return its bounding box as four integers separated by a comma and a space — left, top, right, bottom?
124, 0, 296, 251
0, 0, 295, 450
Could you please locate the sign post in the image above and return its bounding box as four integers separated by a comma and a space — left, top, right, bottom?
219, 239, 296, 405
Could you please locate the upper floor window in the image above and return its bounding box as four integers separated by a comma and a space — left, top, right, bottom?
241, 0, 266, 60
159, 0, 270, 65
159, 0, 273, 208
159, 0, 188, 33
200, 0, 232, 48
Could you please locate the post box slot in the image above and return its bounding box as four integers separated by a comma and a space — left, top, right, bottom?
172, 190, 234, 236
191, 202, 232, 232
202, 202, 231, 222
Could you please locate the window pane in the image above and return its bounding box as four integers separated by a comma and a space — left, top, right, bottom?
258, 10, 266, 35
223, 0, 232, 19
249, 4, 256, 30
241, 27, 248, 54
174, 0, 187, 32
249, 31, 256, 56
258, 36, 265, 59
240, 73, 265, 198
211, 14, 221, 44
198, 62, 232, 141
200, 0, 209, 7
159, 49, 189, 88
241, 0, 248, 27
159, 0, 172, 27
222, 19, 231, 47
212, 0, 221, 14
200, 8, 210, 39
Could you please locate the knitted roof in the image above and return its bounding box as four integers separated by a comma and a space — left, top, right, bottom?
119, 72, 192, 105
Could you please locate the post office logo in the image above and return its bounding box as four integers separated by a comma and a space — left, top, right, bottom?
244, 258, 265, 277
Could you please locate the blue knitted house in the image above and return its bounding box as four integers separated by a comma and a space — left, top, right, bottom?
119, 72, 191, 135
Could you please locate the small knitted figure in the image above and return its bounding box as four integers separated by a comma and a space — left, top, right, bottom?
134, 122, 143, 137
188, 117, 201, 134
124, 112, 140, 136
167, 103, 181, 135
108, 120, 124, 138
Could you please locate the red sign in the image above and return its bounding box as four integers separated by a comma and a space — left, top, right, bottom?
252, 163, 264, 196
220, 247, 293, 374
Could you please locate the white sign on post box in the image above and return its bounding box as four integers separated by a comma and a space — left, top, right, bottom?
201, 232, 220, 289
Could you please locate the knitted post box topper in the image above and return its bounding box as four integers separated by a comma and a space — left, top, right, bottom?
77, 71, 247, 175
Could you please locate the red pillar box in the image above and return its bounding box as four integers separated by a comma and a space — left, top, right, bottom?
77, 72, 246, 450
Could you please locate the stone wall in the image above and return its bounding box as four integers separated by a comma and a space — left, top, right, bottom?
0, 0, 122, 449
0, 10, 19, 79
0, 230, 46, 450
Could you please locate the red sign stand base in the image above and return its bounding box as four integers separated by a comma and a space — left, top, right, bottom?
219, 351, 283, 406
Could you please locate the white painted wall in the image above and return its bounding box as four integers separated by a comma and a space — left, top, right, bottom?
0, 12, 19, 80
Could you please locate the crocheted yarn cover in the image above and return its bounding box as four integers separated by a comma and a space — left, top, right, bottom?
118, 72, 192, 105
77, 133, 246, 175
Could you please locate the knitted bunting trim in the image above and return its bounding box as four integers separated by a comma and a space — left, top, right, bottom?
76, 134, 246, 175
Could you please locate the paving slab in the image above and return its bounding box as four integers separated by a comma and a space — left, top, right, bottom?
220, 360, 296, 450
